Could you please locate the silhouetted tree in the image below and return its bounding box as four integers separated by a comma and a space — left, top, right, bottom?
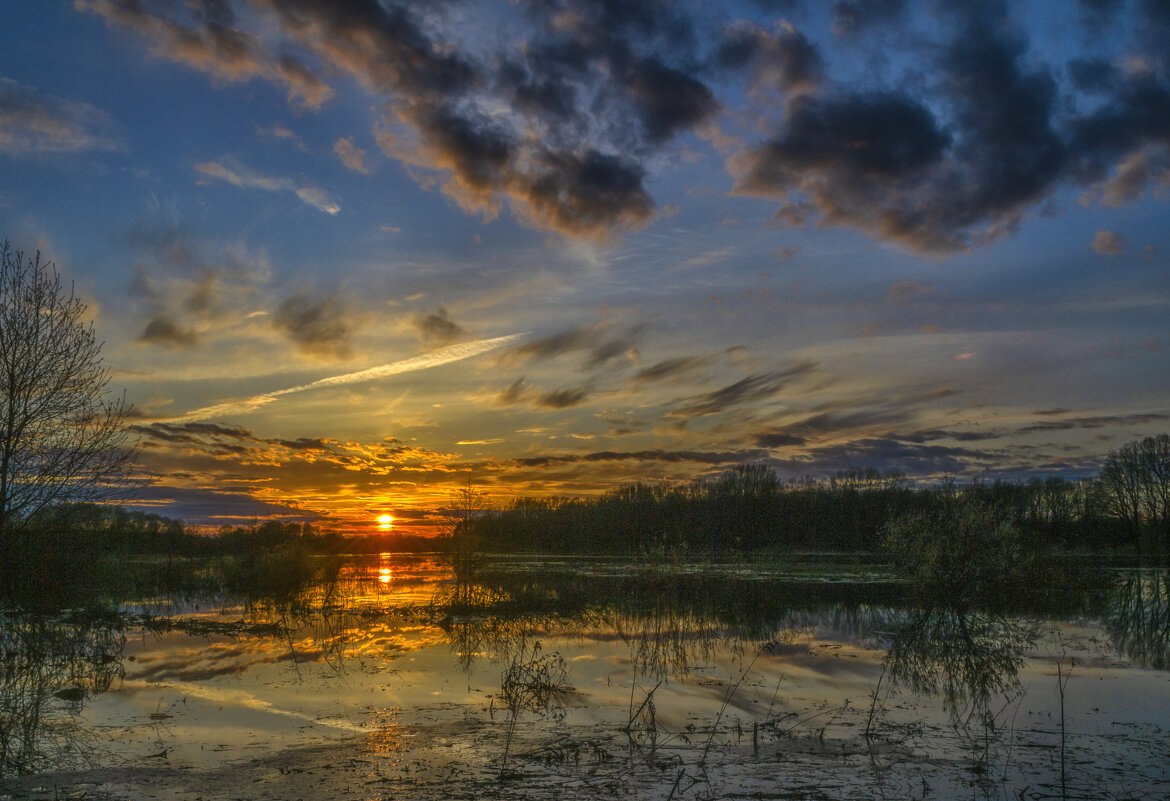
1100, 434, 1170, 550
0, 240, 135, 547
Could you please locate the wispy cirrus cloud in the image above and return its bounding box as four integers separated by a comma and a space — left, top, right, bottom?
333, 137, 372, 174
165, 333, 525, 422
0, 77, 119, 155
194, 159, 339, 214
668, 361, 819, 420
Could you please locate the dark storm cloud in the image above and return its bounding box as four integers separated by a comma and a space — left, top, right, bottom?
138, 314, 197, 348
411, 306, 468, 346
272, 293, 352, 359
735, 3, 1170, 253
731, 91, 956, 251
82, 0, 1170, 250
625, 57, 718, 143
713, 21, 824, 95
668, 361, 818, 419
514, 150, 655, 239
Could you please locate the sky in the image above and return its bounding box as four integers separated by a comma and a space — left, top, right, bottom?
1, 0, 1168, 533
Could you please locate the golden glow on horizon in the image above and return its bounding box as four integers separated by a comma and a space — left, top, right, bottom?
377, 514, 394, 531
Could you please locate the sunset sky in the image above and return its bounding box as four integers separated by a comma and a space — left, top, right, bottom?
2, 0, 1168, 533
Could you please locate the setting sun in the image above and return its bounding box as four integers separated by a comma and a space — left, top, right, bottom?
376, 514, 394, 530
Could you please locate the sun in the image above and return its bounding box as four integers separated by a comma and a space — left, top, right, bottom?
376, 514, 394, 530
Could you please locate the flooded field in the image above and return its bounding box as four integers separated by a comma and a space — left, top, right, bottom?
2, 554, 1169, 800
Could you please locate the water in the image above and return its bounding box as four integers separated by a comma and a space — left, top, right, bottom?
2, 554, 1168, 800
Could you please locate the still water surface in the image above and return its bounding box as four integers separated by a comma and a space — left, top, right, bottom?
3, 554, 1169, 800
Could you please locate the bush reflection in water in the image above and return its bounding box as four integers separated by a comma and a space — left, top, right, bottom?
0, 546, 1166, 788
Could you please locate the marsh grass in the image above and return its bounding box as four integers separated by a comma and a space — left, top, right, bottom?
497, 640, 572, 778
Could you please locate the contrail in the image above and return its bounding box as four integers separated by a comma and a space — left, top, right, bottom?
165, 334, 524, 423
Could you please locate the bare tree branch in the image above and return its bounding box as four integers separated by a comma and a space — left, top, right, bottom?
0, 240, 137, 541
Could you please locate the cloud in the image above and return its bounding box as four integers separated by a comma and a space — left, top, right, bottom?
411, 307, 468, 347
668, 361, 818, 419
333, 137, 372, 174
733, 4, 1170, 254
1092, 229, 1126, 255
513, 449, 765, 468
125, 484, 325, 526
496, 377, 531, 406
1016, 412, 1170, 433
493, 378, 592, 409
773, 245, 800, 263
194, 159, 340, 214
752, 430, 807, 448
633, 356, 712, 383
272, 293, 353, 359
294, 186, 341, 215
166, 334, 524, 422
0, 77, 119, 155
730, 90, 955, 251
764, 436, 994, 480
131, 421, 259, 446
535, 386, 592, 409
1098, 151, 1161, 206
77, 0, 1170, 250
77, 0, 333, 108
256, 123, 308, 151
714, 20, 824, 97
139, 314, 197, 348
498, 323, 643, 370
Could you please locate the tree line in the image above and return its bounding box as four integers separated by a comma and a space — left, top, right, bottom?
459, 437, 1170, 557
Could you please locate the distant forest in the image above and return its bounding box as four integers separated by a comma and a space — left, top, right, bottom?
462, 434, 1170, 556
9, 435, 1169, 564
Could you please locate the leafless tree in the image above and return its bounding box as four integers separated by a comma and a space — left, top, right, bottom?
0, 240, 135, 545
446, 476, 489, 537
1099, 434, 1170, 548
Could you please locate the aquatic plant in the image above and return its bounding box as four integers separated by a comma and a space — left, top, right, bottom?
497, 639, 572, 778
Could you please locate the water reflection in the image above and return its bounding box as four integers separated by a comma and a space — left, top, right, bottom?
0, 612, 125, 775
1, 552, 1168, 790
883, 608, 1039, 721
1107, 569, 1170, 670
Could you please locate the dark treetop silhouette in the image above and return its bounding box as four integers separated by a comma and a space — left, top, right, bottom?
0, 240, 135, 547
